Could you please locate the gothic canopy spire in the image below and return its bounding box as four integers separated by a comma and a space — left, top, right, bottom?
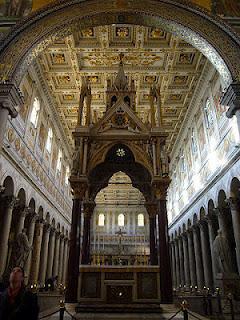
114, 53, 128, 91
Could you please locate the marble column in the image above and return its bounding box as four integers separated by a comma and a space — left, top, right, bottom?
62, 238, 69, 285
25, 214, 38, 284
182, 233, 190, 288
170, 241, 177, 288
81, 200, 95, 265
187, 230, 197, 287
0, 84, 23, 148
193, 226, 204, 289
146, 203, 158, 265
174, 238, 180, 288
82, 139, 88, 174
38, 223, 51, 286
228, 197, 240, 274
206, 215, 217, 286
52, 231, 60, 279
0, 196, 17, 275
58, 234, 65, 283
30, 220, 44, 284
178, 236, 185, 287
199, 222, 213, 289
157, 197, 173, 302
66, 186, 84, 302
46, 227, 56, 280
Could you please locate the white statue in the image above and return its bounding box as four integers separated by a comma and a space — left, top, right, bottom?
78, 77, 92, 126
72, 147, 81, 175
11, 228, 32, 269
213, 229, 234, 274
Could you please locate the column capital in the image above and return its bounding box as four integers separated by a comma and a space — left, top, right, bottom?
181, 232, 188, 241
152, 177, 171, 200
43, 222, 51, 233
55, 230, 61, 239
192, 225, 199, 233
4, 195, 18, 209
145, 202, 157, 218
177, 235, 183, 243
22, 206, 32, 217
205, 213, 214, 223
50, 226, 56, 235
0, 83, 24, 118
198, 220, 207, 231
83, 200, 95, 218
35, 218, 44, 229
212, 207, 224, 217
29, 212, 39, 224
174, 237, 179, 243
221, 82, 240, 118
226, 197, 240, 211
70, 177, 88, 200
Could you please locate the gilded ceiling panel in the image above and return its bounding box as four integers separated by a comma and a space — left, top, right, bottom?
35, 24, 207, 151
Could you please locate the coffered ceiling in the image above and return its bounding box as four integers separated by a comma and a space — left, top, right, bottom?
95, 172, 145, 205
36, 24, 208, 152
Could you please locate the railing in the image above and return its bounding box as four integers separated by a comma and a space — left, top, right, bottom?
38, 295, 238, 320
38, 300, 202, 320
175, 290, 239, 320
39, 300, 77, 320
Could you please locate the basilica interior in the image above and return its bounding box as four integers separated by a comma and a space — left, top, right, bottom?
0, 0, 240, 319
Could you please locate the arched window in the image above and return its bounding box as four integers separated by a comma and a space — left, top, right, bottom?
204, 98, 214, 129
179, 149, 186, 172
46, 127, 53, 153
98, 214, 105, 226
56, 149, 62, 172
118, 214, 124, 227
30, 97, 40, 128
138, 214, 144, 227
191, 128, 198, 155
65, 166, 70, 185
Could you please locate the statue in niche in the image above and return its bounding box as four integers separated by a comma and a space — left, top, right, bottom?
149, 84, 161, 126
72, 147, 81, 175
78, 77, 92, 126
212, 0, 240, 17
5, 0, 32, 17
6, 228, 30, 273
3, 228, 32, 285
213, 229, 234, 274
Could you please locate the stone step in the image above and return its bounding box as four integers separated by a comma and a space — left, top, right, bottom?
76, 303, 163, 313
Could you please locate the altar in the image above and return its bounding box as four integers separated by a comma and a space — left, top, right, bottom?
78, 265, 160, 305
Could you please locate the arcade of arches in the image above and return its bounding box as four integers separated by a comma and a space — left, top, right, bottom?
0, 0, 240, 317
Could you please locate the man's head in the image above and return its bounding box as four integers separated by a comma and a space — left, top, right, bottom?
9, 267, 24, 289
